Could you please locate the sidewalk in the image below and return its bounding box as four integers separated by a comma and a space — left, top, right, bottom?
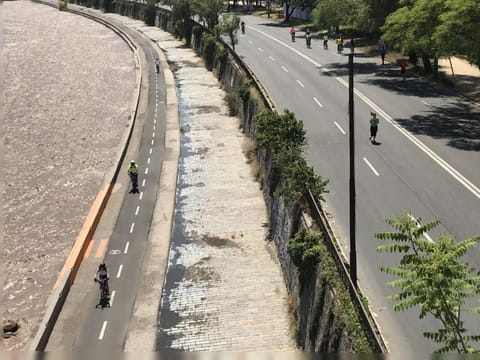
438, 57, 480, 101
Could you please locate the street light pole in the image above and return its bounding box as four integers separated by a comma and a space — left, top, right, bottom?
348, 38, 357, 286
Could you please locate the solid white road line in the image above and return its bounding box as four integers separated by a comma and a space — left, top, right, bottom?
124, 241, 130, 254
363, 157, 380, 176
142, 179, 146, 187
297, 80, 305, 88
281, 66, 289, 72
257, 47, 264, 52
109, 291, 116, 306
116, 265, 123, 279
139, 192, 143, 200
313, 97, 323, 108
334, 122, 346, 135
130, 223, 135, 234
268, 55, 275, 61
98, 321, 108, 340
145, 167, 149, 175
135, 206, 140, 216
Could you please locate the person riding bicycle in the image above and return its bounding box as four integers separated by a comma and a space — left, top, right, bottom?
240, 20, 245, 34
336, 36, 344, 53
155, 58, 160, 73
128, 160, 139, 193
323, 34, 328, 49
289, 26, 296, 42
94, 263, 110, 295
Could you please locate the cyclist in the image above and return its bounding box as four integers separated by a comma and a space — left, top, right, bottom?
155, 58, 160, 73
305, 28, 312, 48
240, 20, 245, 34
323, 34, 328, 49
289, 26, 296, 42
128, 160, 139, 193
94, 263, 110, 296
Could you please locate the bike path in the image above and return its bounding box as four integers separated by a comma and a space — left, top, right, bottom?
46, 9, 167, 350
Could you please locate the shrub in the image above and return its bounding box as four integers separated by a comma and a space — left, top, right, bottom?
238, 79, 252, 105
287, 229, 323, 279
224, 91, 238, 116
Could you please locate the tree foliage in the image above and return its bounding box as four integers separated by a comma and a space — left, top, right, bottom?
192, 0, 224, 30
255, 109, 328, 204
376, 213, 480, 353
312, 0, 369, 32
171, 0, 193, 41
216, 14, 240, 51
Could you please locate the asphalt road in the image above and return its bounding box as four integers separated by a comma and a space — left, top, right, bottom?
236, 15, 480, 356
46, 15, 166, 350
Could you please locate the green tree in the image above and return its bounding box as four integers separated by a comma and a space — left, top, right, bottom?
376, 213, 480, 353
216, 14, 240, 51
143, 0, 157, 26
363, 0, 400, 34
312, 0, 369, 32
171, 0, 193, 42
193, 0, 224, 30
382, 0, 448, 75
434, 0, 480, 68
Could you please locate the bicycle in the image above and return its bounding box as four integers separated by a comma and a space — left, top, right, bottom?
94, 277, 110, 308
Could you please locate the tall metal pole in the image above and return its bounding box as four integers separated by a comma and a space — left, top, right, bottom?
348, 39, 357, 286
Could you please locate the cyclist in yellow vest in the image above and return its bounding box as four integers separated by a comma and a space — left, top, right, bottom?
128, 160, 139, 193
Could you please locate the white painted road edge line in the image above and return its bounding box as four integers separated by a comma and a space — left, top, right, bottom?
313, 97, 323, 108
281, 66, 288, 73
129, 223, 135, 234
135, 206, 140, 216
408, 214, 434, 243
363, 157, 380, 176
124, 241, 130, 254
116, 264, 123, 279
250, 25, 480, 200
109, 290, 116, 306
98, 321, 107, 340
297, 80, 305, 88
334, 122, 346, 135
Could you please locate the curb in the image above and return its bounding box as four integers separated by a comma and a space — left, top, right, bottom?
28, 3, 143, 351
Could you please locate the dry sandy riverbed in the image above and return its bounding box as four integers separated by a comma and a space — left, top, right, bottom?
1, 0, 134, 350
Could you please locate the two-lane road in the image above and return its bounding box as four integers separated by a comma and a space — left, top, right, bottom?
236, 15, 480, 356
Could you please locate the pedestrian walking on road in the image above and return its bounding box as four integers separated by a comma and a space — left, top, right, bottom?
369, 112, 379, 143
380, 45, 387, 65
400, 61, 407, 80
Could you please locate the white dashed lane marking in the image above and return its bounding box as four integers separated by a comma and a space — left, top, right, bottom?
130, 223, 135, 234
268, 55, 275, 61
109, 291, 116, 306
116, 265, 123, 279
313, 97, 323, 108
281, 66, 288, 72
147, 157, 151, 164
145, 168, 149, 175
363, 157, 380, 176
257, 47, 264, 52
139, 192, 143, 200
142, 179, 146, 187
135, 206, 140, 216
149, 148, 152, 154
98, 321, 108, 340
334, 122, 346, 135
297, 80, 304, 88
124, 242, 130, 254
